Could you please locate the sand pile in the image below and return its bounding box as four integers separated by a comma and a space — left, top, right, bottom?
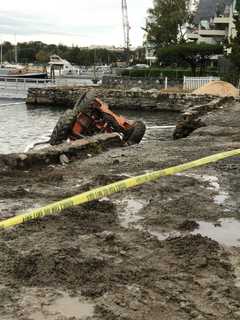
193, 80, 239, 97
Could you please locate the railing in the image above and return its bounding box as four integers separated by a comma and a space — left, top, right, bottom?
183, 76, 220, 91
0, 76, 99, 88
0, 77, 97, 98
0, 77, 54, 91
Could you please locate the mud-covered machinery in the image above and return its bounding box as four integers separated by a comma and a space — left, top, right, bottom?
49, 91, 146, 146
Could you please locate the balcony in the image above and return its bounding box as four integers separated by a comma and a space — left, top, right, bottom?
213, 17, 231, 25
187, 33, 219, 44
198, 29, 227, 37
187, 33, 199, 40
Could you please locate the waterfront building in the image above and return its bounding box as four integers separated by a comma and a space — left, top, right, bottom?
187, 0, 238, 45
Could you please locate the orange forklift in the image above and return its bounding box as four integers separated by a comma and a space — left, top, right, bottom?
49, 91, 146, 146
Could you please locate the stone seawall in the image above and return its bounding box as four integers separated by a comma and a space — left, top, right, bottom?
26, 86, 216, 112
0, 133, 122, 170
173, 96, 240, 139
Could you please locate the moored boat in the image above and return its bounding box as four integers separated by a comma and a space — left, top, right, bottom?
0, 65, 48, 79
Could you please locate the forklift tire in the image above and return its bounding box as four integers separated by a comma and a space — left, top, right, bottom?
102, 113, 123, 132
49, 109, 77, 145
126, 121, 146, 145
73, 90, 96, 114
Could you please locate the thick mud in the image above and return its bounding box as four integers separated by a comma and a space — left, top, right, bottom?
1, 101, 240, 319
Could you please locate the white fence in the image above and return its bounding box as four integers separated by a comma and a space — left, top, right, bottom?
0, 77, 54, 98
183, 76, 220, 91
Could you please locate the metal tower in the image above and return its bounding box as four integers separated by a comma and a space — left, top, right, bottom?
121, 0, 130, 50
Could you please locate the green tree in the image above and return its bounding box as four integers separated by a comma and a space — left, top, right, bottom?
158, 43, 223, 75
145, 0, 195, 48
2, 41, 14, 62
0, 40, 127, 66
132, 47, 147, 64
228, 6, 240, 83
236, 0, 240, 12
35, 50, 49, 64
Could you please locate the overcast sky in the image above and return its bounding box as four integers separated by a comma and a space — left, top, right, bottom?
0, 0, 153, 47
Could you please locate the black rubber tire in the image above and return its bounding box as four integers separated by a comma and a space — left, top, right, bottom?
102, 113, 124, 133
73, 90, 96, 114
49, 109, 77, 145
126, 121, 146, 145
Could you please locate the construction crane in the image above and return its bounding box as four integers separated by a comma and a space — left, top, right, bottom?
121, 0, 131, 51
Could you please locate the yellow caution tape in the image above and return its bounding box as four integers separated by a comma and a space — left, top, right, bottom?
0, 148, 240, 230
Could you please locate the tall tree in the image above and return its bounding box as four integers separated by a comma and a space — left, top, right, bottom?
145, 0, 195, 48
0, 40, 128, 66
158, 43, 223, 75
236, 0, 240, 12
228, 4, 240, 80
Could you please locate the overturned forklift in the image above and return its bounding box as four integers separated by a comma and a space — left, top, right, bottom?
49, 90, 146, 146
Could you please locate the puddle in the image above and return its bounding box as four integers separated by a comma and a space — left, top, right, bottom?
214, 192, 229, 206
145, 125, 175, 141
192, 218, 240, 247
46, 292, 94, 318
114, 187, 239, 248
116, 198, 147, 228
147, 218, 240, 247
115, 197, 240, 247
200, 174, 229, 205
177, 173, 229, 206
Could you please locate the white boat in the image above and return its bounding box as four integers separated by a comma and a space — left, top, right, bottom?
49, 55, 79, 76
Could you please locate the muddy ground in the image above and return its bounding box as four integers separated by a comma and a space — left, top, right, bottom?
1, 100, 240, 319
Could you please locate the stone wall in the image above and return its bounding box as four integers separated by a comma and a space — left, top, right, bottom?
173, 96, 237, 139
26, 86, 217, 113
0, 133, 122, 170
102, 76, 182, 90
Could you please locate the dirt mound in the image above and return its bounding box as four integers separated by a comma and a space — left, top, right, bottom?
193, 80, 239, 97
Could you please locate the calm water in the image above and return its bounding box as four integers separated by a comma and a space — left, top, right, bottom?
0, 99, 179, 154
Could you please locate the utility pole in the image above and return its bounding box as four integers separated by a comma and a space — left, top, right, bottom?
121, 0, 131, 64
92, 48, 98, 84
14, 34, 17, 64
0, 41, 2, 67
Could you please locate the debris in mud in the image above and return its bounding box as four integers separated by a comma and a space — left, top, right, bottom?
94, 173, 131, 185
173, 111, 206, 139
95, 230, 115, 241
173, 96, 238, 139
177, 219, 199, 231
59, 153, 70, 165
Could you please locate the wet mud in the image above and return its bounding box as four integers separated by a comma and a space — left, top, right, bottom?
1, 100, 240, 319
